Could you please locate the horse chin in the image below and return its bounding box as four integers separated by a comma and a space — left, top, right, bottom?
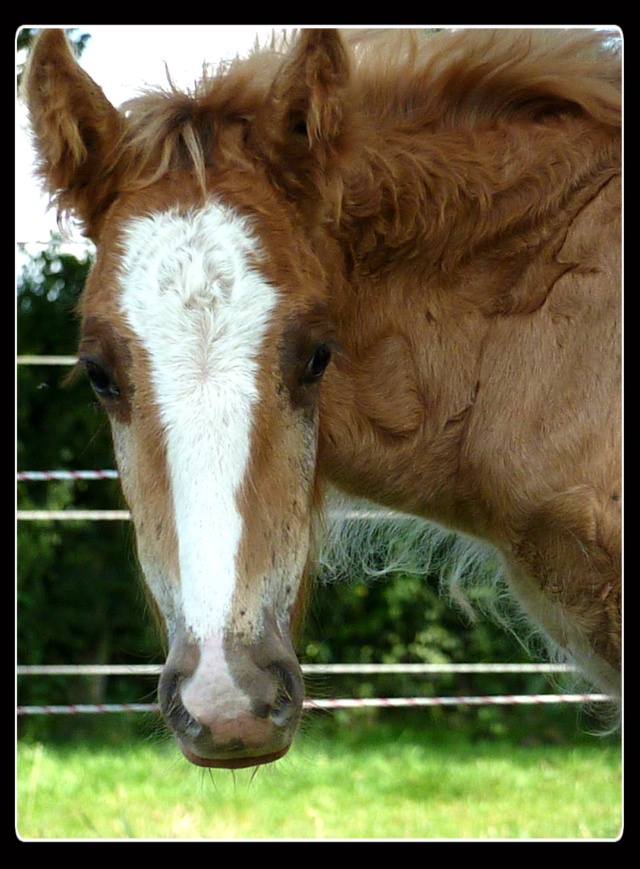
177, 740, 290, 769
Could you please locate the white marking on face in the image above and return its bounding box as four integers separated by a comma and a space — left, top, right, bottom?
118, 201, 278, 640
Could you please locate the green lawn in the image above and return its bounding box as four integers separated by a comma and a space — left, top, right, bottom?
16, 720, 622, 840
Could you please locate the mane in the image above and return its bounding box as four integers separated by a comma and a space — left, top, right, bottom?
115, 33, 289, 191
315, 492, 571, 683
316, 491, 620, 715
348, 28, 621, 128
114, 28, 621, 197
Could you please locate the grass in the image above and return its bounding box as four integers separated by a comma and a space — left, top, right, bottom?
16, 717, 622, 840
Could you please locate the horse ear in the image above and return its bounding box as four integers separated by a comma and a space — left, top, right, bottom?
251, 29, 351, 219
21, 29, 126, 239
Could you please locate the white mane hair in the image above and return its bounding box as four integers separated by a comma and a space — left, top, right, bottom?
317, 489, 504, 605
314, 489, 583, 681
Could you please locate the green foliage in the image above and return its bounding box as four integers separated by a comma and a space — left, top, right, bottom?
301, 567, 582, 736
17, 243, 161, 738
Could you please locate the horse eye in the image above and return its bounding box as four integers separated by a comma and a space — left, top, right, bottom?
302, 344, 332, 384
85, 360, 120, 400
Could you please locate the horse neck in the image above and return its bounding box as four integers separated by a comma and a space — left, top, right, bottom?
318, 113, 620, 529
339, 115, 619, 283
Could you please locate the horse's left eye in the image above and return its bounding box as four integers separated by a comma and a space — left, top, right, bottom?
302, 344, 332, 384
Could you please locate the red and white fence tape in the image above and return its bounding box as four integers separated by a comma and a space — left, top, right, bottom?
18, 704, 157, 716
17, 470, 119, 481
306, 694, 613, 709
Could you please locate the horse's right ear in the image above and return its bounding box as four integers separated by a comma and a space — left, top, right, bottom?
250, 29, 352, 223
21, 29, 126, 240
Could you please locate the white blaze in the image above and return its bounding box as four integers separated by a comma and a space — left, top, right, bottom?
118, 202, 278, 640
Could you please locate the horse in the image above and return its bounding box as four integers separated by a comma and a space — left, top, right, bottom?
22, 27, 621, 768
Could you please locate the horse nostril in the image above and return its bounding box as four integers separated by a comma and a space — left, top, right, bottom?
159, 669, 201, 738
264, 662, 300, 726
243, 663, 298, 724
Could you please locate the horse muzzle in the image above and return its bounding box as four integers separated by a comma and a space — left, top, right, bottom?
157, 625, 304, 769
